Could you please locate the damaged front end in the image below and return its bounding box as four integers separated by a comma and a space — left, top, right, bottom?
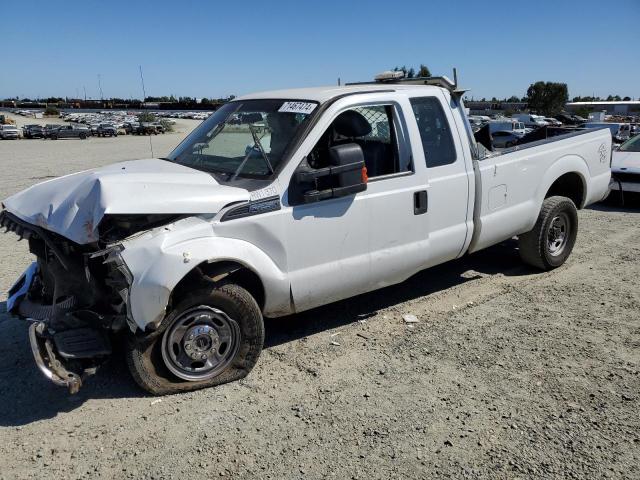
2, 211, 133, 393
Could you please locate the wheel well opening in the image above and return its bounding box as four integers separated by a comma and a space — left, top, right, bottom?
170, 261, 265, 312
546, 172, 585, 208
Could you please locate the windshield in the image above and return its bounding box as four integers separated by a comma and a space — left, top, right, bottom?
167, 99, 317, 179
619, 134, 640, 152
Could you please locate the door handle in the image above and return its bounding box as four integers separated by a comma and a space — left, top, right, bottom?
414, 190, 428, 215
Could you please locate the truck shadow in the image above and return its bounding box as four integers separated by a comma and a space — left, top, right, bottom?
264, 239, 531, 348
0, 304, 144, 427
590, 193, 640, 212
0, 239, 530, 426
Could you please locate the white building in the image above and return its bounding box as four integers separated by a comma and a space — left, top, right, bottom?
565, 101, 640, 115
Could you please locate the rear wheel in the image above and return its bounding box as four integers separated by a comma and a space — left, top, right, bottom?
79, 133, 87, 139
126, 283, 264, 395
518, 196, 578, 270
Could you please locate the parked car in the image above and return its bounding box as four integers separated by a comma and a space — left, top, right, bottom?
583, 122, 631, 143
610, 134, 640, 197
543, 117, 563, 127
22, 124, 45, 139
132, 122, 159, 135
48, 125, 89, 140
97, 123, 117, 137
43, 124, 62, 139
122, 122, 136, 134
0, 124, 19, 139
151, 122, 166, 133
0, 75, 612, 395
488, 121, 528, 141
512, 113, 549, 129
491, 130, 523, 148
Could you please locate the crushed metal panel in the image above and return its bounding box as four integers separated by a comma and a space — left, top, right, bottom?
2, 158, 250, 244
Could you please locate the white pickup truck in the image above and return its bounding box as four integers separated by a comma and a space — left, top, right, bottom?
1, 74, 611, 394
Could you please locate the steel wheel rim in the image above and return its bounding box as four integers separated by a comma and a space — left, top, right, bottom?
161, 305, 240, 381
547, 213, 570, 257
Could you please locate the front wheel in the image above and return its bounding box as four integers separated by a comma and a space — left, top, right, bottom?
126, 283, 264, 395
518, 196, 578, 270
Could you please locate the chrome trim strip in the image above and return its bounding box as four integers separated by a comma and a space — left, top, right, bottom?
28, 322, 67, 387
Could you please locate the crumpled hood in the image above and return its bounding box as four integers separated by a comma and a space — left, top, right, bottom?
612, 151, 640, 174
2, 158, 250, 244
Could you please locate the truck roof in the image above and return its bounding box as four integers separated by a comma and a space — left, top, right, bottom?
236, 84, 446, 103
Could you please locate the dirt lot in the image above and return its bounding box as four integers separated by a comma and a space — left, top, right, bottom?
0, 128, 638, 479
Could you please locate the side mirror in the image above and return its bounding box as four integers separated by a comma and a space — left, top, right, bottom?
296, 143, 368, 203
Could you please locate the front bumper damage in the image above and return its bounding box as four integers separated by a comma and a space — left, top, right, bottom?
29, 322, 83, 393
1, 210, 128, 393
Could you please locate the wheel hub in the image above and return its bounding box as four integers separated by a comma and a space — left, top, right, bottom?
161, 306, 240, 381
182, 325, 219, 361
547, 214, 569, 256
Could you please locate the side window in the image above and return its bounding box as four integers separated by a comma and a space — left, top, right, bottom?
410, 97, 457, 168
307, 104, 407, 178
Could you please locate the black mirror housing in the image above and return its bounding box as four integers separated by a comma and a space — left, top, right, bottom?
295, 143, 367, 203
329, 143, 365, 189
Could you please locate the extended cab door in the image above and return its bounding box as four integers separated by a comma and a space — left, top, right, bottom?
283, 94, 430, 312
401, 93, 473, 267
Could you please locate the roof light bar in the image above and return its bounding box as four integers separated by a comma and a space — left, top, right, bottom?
347, 68, 467, 97
373, 70, 405, 82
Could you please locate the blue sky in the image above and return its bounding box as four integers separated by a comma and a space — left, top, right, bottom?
1, 0, 639, 100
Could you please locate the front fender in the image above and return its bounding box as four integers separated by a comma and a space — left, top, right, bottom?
119, 218, 290, 331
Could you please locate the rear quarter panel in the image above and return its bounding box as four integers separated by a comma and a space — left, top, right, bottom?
469, 128, 611, 253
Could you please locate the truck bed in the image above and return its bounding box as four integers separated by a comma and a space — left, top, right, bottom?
469, 127, 612, 253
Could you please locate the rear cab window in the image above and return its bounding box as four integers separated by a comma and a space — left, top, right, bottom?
410, 97, 457, 168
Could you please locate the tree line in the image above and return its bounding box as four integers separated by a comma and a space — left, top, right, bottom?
1, 95, 237, 105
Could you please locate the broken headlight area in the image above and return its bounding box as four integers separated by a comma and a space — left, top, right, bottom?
1, 210, 140, 392
97, 213, 183, 243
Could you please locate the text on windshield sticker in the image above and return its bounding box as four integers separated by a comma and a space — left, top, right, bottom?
278, 102, 316, 114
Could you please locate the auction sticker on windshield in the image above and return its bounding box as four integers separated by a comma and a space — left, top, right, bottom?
278, 101, 317, 114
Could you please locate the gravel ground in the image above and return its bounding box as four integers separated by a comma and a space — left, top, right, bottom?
0, 125, 638, 480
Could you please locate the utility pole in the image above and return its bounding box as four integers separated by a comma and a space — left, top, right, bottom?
98, 74, 104, 101
83, 86, 87, 101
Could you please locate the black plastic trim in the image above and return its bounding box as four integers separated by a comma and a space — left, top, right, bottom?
220, 195, 282, 222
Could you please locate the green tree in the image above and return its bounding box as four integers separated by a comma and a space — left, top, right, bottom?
407, 67, 415, 79
526, 81, 568, 115
137, 112, 156, 123
44, 106, 59, 116
417, 64, 431, 77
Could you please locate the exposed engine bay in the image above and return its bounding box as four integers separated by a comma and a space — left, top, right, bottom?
1, 210, 175, 392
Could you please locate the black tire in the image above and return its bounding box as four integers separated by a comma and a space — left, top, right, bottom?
50, 135, 57, 140
518, 196, 578, 270
79, 133, 87, 139
125, 283, 264, 395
